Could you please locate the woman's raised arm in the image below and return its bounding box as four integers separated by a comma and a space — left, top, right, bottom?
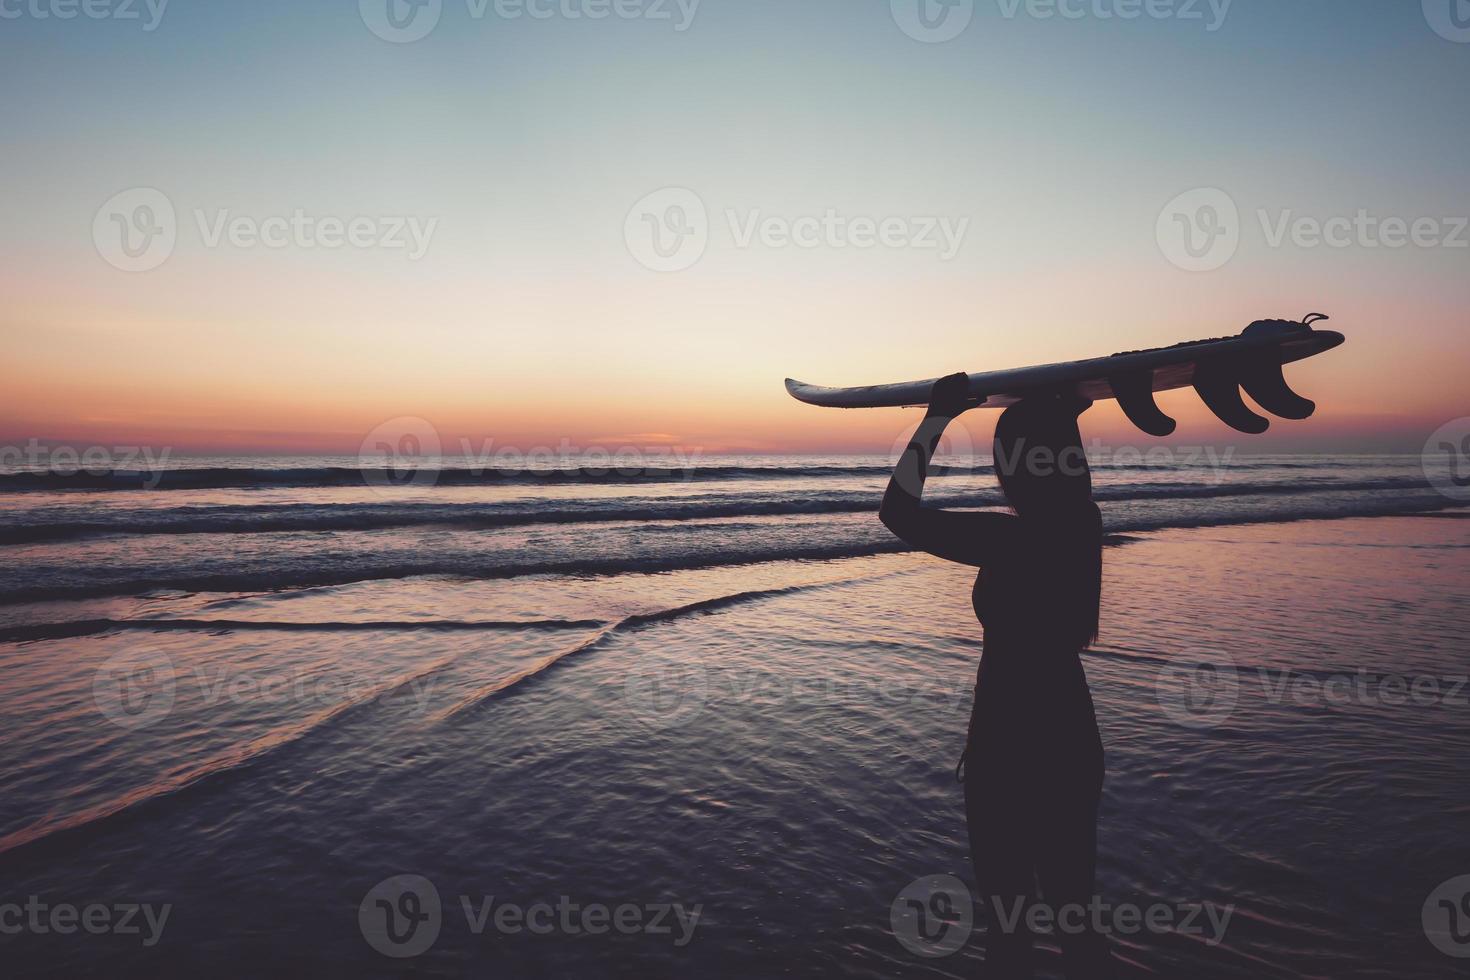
879, 373, 1017, 567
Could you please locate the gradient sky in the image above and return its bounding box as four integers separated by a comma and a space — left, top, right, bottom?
3, 0, 1467, 455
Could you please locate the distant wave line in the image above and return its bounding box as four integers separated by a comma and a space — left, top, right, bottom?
0, 478, 1434, 544
0, 617, 606, 643
0, 497, 1460, 607
0, 457, 1402, 492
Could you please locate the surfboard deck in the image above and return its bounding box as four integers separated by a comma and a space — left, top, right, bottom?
784, 316, 1345, 435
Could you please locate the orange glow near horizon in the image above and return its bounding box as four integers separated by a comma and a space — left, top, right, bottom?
3, 323, 1461, 457
5, 207, 1466, 458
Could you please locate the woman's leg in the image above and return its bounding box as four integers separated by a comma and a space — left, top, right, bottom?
1033, 795, 1111, 978
966, 758, 1038, 979
1033, 707, 1112, 979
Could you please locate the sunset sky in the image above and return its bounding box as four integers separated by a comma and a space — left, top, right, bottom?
3, 0, 1467, 456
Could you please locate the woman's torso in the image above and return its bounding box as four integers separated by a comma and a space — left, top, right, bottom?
967, 520, 1102, 768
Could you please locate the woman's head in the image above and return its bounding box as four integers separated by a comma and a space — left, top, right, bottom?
992, 394, 1101, 647
993, 394, 1094, 518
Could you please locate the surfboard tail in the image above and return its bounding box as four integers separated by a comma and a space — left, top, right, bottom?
1189, 316, 1336, 433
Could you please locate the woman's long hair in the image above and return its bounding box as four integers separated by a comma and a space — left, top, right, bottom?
993, 396, 1102, 648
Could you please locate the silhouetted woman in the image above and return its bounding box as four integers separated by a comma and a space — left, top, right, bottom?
880, 373, 1111, 979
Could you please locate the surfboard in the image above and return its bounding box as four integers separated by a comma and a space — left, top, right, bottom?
784, 315, 1345, 435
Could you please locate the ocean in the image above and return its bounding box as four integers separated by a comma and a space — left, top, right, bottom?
1, 453, 1467, 978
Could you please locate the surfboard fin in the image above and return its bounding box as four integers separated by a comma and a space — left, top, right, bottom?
1194, 366, 1271, 434
1109, 371, 1177, 437
1239, 359, 1316, 420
